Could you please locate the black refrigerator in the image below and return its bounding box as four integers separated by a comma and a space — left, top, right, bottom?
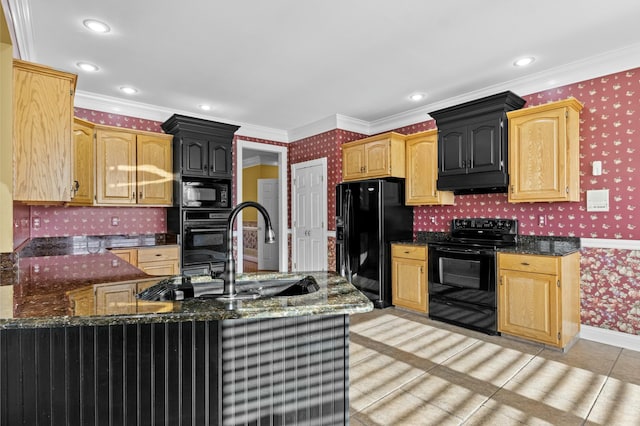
336, 179, 413, 308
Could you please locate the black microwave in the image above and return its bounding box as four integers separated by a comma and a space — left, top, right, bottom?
182, 180, 230, 208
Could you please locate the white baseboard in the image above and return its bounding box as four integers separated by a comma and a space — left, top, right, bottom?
580, 325, 640, 352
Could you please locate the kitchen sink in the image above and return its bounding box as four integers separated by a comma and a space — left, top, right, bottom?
137, 274, 320, 301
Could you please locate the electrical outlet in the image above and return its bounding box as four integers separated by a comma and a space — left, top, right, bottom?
538, 215, 546, 226
429, 216, 436, 224
32, 217, 40, 228
111, 217, 119, 226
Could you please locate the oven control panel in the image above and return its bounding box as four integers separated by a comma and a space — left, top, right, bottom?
452, 218, 517, 233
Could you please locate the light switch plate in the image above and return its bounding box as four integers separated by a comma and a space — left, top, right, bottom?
587, 189, 609, 212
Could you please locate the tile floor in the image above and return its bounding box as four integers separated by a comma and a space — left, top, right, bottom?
349, 308, 640, 426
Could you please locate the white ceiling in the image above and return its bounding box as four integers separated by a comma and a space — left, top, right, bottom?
5, 0, 640, 142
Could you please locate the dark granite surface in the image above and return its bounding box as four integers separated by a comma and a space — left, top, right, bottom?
0, 238, 373, 329
405, 232, 581, 256
18, 234, 179, 258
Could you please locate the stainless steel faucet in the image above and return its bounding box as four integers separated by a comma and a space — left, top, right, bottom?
219, 201, 276, 298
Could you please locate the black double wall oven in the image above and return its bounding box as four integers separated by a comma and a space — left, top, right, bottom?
162, 114, 240, 276
428, 218, 518, 335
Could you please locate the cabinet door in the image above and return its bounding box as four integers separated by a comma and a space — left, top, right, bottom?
364, 140, 390, 177
208, 142, 232, 177
392, 256, 427, 313
13, 60, 76, 202
110, 248, 138, 266
137, 135, 173, 205
96, 130, 137, 204
95, 282, 137, 315
498, 269, 559, 345
508, 108, 567, 201
438, 127, 467, 176
342, 144, 365, 181
138, 260, 180, 276
70, 119, 95, 205
467, 116, 503, 173
405, 132, 454, 206
182, 137, 208, 176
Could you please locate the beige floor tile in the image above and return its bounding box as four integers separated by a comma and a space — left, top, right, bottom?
353, 314, 442, 348
539, 339, 621, 375
585, 377, 640, 425
462, 405, 531, 425
402, 367, 498, 420
498, 355, 607, 418
441, 340, 537, 387
609, 347, 640, 384
355, 388, 463, 426
350, 385, 381, 413
350, 309, 394, 332
350, 352, 429, 403
388, 325, 479, 365
350, 333, 393, 365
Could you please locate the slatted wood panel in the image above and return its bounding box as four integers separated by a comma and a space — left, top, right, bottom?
0, 316, 350, 426
0, 322, 219, 426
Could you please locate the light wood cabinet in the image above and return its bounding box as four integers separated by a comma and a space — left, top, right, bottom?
391, 244, 428, 313
68, 278, 173, 316
342, 132, 405, 181
13, 59, 77, 202
111, 246, 180, 276
96, 128, 173, 205
137, 246, 180, 276
405, 130, 454, 206
507, 98, 583, 203
69, 117, 95, 205
498, 252, 580, 349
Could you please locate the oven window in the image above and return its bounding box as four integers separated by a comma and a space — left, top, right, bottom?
439, 257, 482, 289
193, 233, 223, 247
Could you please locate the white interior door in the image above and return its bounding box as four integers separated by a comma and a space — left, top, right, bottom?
292, 158, 327, 272
257, 178, 279, 270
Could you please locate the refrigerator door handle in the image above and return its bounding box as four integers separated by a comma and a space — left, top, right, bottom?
344, 188, 353, 281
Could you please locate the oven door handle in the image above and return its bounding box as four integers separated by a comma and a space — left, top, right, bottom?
187, 228, 225, 233
434, 247, 492, 256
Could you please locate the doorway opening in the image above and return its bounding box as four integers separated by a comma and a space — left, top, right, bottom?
236, 140, 288, 273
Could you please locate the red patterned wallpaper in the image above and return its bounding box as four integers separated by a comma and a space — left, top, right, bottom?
74, 108, 164, 132
30, 206, 167, 237
401, 69, 640, 240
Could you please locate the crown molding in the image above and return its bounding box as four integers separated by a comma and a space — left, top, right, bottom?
365, 42, 640, 134
4, 0, 35, 60
74, 90, 289, 142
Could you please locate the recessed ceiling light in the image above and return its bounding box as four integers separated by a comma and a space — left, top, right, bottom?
76, 62, 99, 72
119, 86, 138, 95
409, 93, 427, 102
199, 104, 212, 111
83, 19, 111, 33
513, 56, 535, 67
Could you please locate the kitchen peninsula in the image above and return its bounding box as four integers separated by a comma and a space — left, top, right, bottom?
0, 238, 372, 425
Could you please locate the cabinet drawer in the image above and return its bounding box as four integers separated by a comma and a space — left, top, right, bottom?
392, 244, 427, 260
137, 246, 179, 263
499, 253, 558, 274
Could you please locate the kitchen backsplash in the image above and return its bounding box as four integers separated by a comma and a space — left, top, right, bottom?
29, 206, 167, 238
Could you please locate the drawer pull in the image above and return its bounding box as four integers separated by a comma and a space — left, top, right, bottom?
404, 251, 410, 254
521, 262, 530, 266
156, 254, 162, 257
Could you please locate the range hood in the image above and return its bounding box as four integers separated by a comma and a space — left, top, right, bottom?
430, 91, 525, 195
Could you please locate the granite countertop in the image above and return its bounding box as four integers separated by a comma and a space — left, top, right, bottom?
0, 247, 373, 329
17, 233, 179, 258
398, 232, 580, 256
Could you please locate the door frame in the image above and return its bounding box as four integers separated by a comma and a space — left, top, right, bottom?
236, 140, 288, 273
291, 157, 328, 271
